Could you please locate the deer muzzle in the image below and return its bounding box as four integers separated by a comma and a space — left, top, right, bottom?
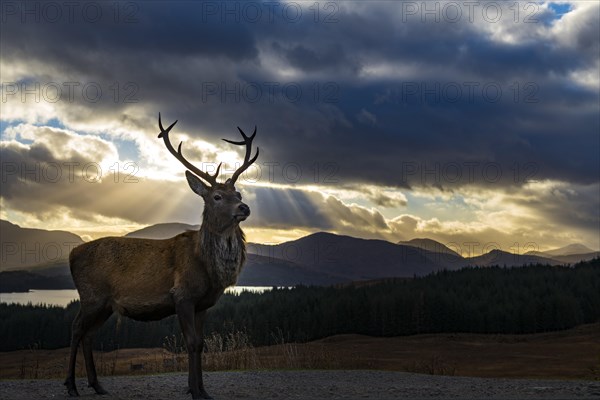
234, 203, 250, 221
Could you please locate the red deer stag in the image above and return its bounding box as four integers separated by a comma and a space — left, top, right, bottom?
64, 114, 259, 399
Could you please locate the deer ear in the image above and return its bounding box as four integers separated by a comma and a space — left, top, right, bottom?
185, 171, 209, 196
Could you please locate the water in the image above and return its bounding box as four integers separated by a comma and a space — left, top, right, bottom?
0, 290, 80, 307
0, 286, 275, 307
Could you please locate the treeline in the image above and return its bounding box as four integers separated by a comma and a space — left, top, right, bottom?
0, 259, 598, 352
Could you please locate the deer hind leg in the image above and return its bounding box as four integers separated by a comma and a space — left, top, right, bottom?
65, 310, 84, 396
82, 308, 112, 395
64, 304, 110, 397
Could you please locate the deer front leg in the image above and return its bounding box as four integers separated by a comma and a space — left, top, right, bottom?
176, 302, 210, 400
194, 310, 211, 399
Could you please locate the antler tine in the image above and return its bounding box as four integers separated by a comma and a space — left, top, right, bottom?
223, 126, 259, 185
158, 113, 220, 186
158, 112, 177, 138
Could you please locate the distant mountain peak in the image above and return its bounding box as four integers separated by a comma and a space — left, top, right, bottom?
542, 243, 596, 256
125, 222, 201, 240
465, 249, 562, 267
398, 238, 461, 257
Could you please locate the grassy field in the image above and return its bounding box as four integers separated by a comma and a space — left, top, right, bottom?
1, 323, 599, 381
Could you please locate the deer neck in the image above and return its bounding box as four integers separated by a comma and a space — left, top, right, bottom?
198, 223, 246, 289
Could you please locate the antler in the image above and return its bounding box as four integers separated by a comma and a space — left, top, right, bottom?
223, 126, 260, 185
158, 113, 221, 186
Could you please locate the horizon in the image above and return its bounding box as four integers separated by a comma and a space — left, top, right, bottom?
1, 1, 599, 256
2, 217, 598, 258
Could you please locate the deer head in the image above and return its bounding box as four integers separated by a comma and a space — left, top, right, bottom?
158, 113, 259, 233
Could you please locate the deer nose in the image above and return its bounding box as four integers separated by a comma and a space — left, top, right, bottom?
238, 203, 250, 215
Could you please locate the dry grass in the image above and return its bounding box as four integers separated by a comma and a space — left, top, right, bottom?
1, 323, 599, 381
202, 330, 339, 371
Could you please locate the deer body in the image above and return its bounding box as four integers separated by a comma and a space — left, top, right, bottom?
70, 227, 245, 321
65, 115, 258, 400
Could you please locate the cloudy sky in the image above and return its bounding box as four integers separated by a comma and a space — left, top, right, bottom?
1, 0, 598, 254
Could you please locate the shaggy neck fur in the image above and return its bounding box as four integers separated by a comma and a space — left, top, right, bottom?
198, 215, 246, 289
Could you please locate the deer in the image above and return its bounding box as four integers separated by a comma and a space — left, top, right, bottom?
64, 114, 259, 400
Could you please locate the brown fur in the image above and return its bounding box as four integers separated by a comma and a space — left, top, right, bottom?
65, 181, 249, 400
70, 226, 244, 320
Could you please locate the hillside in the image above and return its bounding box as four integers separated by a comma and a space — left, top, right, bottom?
398, 238, 461, 257
125, 222, 200, 239
542, 243, 596, 256
0, 220, 83, 270
465, 249, 562, 267
250, 232, 465, 280
551, 252, 600, 264
239, 254, 343, 286
526, 243, 599, 264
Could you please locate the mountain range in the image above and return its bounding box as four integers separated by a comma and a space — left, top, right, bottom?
0, 220, 83, 269
1, 219, 598, 291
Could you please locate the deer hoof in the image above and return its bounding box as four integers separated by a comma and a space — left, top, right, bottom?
66, 386, 79, 397
90, 382, 109, 395
64, 380, 79, 397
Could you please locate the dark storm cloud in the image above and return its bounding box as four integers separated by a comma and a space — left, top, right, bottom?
0, 2, 259, 63
1, 0, 598, 191
273, 42, 361, 74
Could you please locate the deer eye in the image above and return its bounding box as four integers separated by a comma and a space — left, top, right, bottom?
213, 194, 222, 201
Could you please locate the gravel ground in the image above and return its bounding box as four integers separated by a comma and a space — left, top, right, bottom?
1, 371, 599, 400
